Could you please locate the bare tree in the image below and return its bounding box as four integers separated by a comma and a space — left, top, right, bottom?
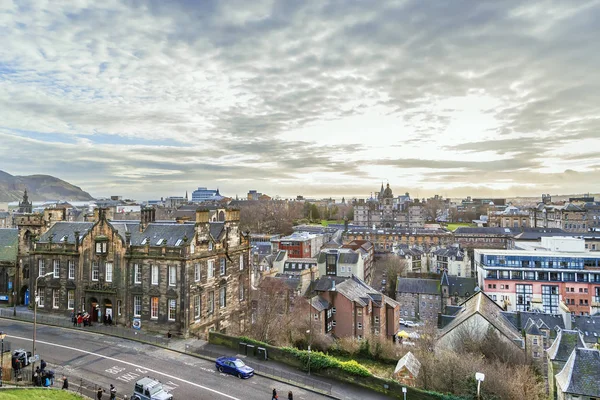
239, 200, 302, 235
374, 255, 408, 297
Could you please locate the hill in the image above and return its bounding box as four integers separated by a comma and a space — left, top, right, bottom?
0, 170, 94, 202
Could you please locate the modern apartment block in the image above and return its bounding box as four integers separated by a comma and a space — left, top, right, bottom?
271, 231, 326, 258
475, 237, 600, 315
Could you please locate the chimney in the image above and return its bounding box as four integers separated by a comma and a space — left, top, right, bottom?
140, 207, 156, 232
196, 209, 210, 223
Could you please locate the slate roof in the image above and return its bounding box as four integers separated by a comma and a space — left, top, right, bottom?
0, 228, 18, 263
438, 291, 524, 348
501, 310, 565, 334
394, 351, 421, 378
447, 276, 478, 298
572, 315, 600, 344
209, 222, 225, 241
525, 319, 542, 336
314, 275, 399, 309
555, 348, 600, 397
453, 227, 515, 235
338, 252, 359, 264
38, 222, 95, 244
396, 278, 440, 296
311, 296, 330, 312
251, 243, 273, 256
129, 223, 196, 246
433, 246, 464, 260
547, 329, 587, 362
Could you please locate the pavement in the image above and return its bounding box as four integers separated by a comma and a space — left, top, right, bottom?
1, 306, 393, 400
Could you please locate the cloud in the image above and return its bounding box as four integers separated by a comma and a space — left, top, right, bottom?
1, 0, 599, 199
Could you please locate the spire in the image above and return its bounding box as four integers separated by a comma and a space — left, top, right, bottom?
185, 190, 188, 201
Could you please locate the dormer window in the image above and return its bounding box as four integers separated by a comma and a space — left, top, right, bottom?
95, 240, 108, 254
141, 238, 148, 245
61, 235, 69, 242
209, 241, 214, 251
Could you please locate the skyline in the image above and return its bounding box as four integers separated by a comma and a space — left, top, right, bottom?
1, 1, 600, 200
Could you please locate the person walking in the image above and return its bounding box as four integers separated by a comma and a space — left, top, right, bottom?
62, 376, 69, 389
97, 386, 103, 400
288, 391, 293, 400
272, 388, 278, 399
109, 384, 117, 400
40, 359, 47, 371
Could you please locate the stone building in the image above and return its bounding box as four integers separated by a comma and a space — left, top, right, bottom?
353, 184, 424, 229
29, 206, 250, 337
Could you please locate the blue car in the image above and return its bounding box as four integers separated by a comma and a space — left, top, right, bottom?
215, 356, 254, 379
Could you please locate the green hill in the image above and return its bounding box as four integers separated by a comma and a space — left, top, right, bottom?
0, 170, 94, 202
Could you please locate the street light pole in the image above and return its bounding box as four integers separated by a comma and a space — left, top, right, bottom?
32, 272, 54, 376
0, 331, 6, 387
475, 372, 485, 400
402, 386, 407, 400
14, 259, 21, 317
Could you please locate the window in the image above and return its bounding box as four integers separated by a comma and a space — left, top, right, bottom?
151, 264, 158, 285
208, 241, 213, 251
516, 284, 533, 311
53, 260, 60, 278
332, 307, 336, 314
92, 262, 99, 281
134, 264, 141, 284
208, 291, 214, 313
208, 260, 215, 279
239, 283, 244, 301
151, 297, 159, 319
533, 351, 540, 358
314, 313, 319, 321
194, 295, 201, 319
220, 258, 226, 275
239, 254, 244, 271
68, 260, 75, 280
168, 299, 176, 321
357, 322, 363, 329
169, 265, 176, 286
105, 262, 113, 282
37, 288, 45, 307
542, 285, 559, 314
95, 241, 108, 254
357, 308, 362, 316
134, 296, 142, 317
374, 316, 379, 324
533, 338, 538, 345
194, 264, 201, 282
117, 300, 122, 316
39, 259, 45, 276
67, 290, 74, 310
53, 289, 59, 309
220, 286, 227, 308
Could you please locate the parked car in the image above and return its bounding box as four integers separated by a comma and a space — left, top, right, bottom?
404, 321, 417, 328
130, 377, 173, 400
381, 279, 387, 285
399, 318, 406, 326
215, 356, 254, 379
11, 349, 32, 370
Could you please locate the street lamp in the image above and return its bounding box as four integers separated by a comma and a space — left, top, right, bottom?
475, 372, 485, 400
32, 272, 54, 376
402, 386, 407, 400
14, 259, 21, 317
0, 331, 6, 387
306, 330, 311, 376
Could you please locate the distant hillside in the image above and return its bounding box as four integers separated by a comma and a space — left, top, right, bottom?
0, 170, 94, 202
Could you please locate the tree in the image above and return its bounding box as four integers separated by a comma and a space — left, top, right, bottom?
374, 255, 408, 297
239, 200, 302, 235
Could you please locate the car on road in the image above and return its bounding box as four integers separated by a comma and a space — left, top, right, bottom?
131, 377, 173, 400
381, 279, 387, 285
216, 356, 254, 379
404, 321, 417, 328
399, 318, 406, 326
11, 349, 32, 370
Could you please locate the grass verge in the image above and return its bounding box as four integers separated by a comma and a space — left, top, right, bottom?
0, 389, 86, 399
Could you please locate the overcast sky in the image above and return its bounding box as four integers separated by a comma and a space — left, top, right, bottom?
1, 0, 599, 201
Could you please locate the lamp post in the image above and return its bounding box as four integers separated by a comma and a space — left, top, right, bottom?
475, 372, 485, 400
402, 386, 407, 400
306, 329, 311, 376
32, 272, 54, 376
0, 331, 6, 387
14, 259, 21, 317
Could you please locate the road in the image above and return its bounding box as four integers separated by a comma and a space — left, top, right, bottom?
0, 319, 333, 400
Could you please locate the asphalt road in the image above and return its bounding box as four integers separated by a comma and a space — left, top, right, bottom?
0, 319, 333, 400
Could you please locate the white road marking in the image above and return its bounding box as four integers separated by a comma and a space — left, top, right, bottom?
8, 334, 240, 400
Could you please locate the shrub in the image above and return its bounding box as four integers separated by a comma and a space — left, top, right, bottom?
339, 360, 371, 377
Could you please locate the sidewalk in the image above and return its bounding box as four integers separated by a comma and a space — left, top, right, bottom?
1, 306, 391, 400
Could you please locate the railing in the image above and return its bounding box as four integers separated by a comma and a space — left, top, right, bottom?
3, 361, 115, 400
0, 308, 169, 346
187, 346, 333, 395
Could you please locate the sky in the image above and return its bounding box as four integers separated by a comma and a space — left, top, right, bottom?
1, 0, 599, 201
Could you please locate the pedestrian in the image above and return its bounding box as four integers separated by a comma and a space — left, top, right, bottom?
272, 388, 278, 399
40, 359, 47, 371
71, 312, 76, 326
288, 391, 293, 400
62, 376, 69, 390
77, 313, 83, 327
109, 384, 117, 400
97, 386, 103, 400
33, 368, 39, 386
167, 330, 172, 339
107, 314, 112, 325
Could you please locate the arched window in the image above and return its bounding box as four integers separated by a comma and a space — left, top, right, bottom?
218, 211, 225, 222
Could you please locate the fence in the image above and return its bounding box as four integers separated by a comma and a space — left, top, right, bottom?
0, 307, 169, 346
187, 346, 333, 395
2, 359, 117, 400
